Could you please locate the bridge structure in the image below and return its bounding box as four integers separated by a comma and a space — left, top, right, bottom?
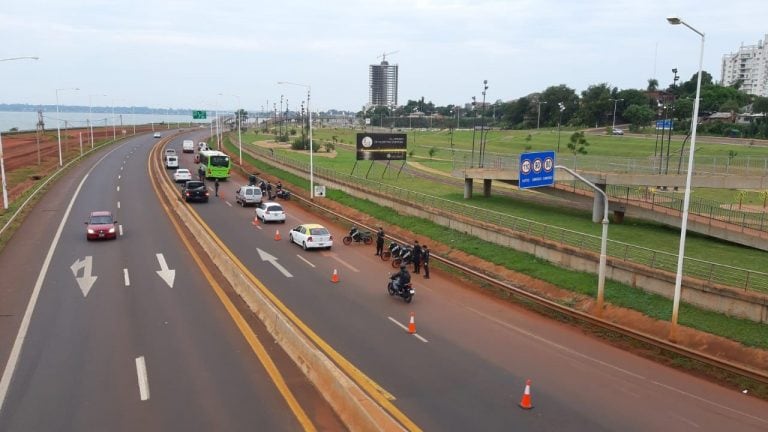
454, 153, 768, 251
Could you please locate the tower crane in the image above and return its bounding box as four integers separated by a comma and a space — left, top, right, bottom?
377, 50, 399, 62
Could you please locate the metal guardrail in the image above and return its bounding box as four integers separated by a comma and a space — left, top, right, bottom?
246, 146, 768, 294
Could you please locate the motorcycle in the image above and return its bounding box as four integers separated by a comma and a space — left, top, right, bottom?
387, 277, 415, 303
343, 226, 373, 245
391, 245, 412, 268
276, 189, 291, 200
381, 241, 399, 261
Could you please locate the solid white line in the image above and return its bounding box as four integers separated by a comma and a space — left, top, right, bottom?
296, 255, 315, 268
414, 334, 429, 343
225, 201, 232, 207
124, 268, 130, 286
119, 224, 124, 236
117, 201, 121, 209
0, 147, 122, 413
135, 356, 150, 401
330, 255, 360, 272
388, 316, 407, 331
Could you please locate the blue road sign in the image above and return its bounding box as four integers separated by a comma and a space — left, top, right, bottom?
656, 119, 673, 130
519, 151, 555, 189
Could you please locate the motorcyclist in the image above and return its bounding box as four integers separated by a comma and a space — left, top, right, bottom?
390, 264, 411, 294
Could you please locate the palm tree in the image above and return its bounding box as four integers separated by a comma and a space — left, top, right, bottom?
647, 78, 659, 92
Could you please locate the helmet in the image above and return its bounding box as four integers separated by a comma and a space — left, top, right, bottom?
400, 264, 407, 270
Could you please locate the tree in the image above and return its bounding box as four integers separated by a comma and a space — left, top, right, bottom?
751, 96, 768, 114
576, 83, 613, 127
623, 104, 655, 130
540, 85, 579, 127
647, 78, 659, 92
567, 131, 589, 155
500, 96, 530, 128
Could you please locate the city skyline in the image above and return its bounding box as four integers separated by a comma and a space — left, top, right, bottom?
2, 0, 768, 111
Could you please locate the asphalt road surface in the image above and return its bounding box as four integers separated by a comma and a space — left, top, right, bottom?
0, 132, 333, 431
2, 130, 768, 431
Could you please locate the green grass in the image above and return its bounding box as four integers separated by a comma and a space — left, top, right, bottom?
236, 131, 768, 275
224, 135, 768, 350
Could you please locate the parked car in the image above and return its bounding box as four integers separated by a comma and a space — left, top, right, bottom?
235, 185, 263, 207
612, 128, 624, 135
85, 211, 118, 240
255, 202, 286, 223
173, 168, 192, 183
182, 180, 209, 203
289, 224, 333, 250
153, 132, 162, 138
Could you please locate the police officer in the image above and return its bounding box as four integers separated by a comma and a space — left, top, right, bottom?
412, 240, 422, 274
375, 227, 385, 256
422, 245, 430, 279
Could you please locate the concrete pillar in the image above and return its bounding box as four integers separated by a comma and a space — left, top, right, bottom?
592, 183, 606, 223
464, 178, 473, 199
483, 179, 492, 197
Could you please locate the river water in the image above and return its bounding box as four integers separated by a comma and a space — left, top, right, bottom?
0, 111, 207, 133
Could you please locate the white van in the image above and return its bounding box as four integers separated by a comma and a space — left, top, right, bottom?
165, 155, 179, 169
182, 140, 195, 153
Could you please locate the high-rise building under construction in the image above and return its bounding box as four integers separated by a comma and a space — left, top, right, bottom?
369, 55, 398, 108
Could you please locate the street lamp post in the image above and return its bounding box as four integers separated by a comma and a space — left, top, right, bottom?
56, 87, 79, 166
0, 56, 38, 209
611, 98, 624, 130
278, 82, 314, 198
219, 93, 243, 165
667, 15, 705, 338
111, 100, 117, 140
557, 102, 565, 152
88, 94, 106, 148
536, 101, 547, 130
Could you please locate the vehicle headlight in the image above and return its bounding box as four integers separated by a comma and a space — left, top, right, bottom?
87, 229, 95, 234
108, 228, 116, 233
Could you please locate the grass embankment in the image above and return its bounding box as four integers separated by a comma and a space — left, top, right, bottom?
223, 135, 768, 351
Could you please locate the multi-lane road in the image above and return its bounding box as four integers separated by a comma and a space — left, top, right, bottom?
1, 130, 767, 431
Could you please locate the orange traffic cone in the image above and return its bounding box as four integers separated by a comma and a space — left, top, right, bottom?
519, 379, 533, 410
252, 216, 259, 226
274, 229, 281, 241
331, 269, 339, 283
407, 312, 416, 334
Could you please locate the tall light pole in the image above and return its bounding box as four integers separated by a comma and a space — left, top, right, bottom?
611, 98, 624, 130
219, 93, 243, 165
667, 15, 705, 337
536, 100, 547, 130
278, 81, 314, 198
56, 87, 79, 166
111, 99, 118, 140
88, 94, 105, 148
557, 102, 565, 152
0, 56, 38, 209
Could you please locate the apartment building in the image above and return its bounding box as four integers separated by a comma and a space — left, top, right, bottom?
721, 34, 768, 97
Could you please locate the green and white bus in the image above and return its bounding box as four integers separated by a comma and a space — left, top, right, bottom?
198, 150, 231, 179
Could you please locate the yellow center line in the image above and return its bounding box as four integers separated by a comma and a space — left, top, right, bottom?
147, 143, 317, 432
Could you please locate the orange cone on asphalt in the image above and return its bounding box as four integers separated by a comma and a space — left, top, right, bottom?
252, 216, 259, 226
519, 379, 533, 410
331, 269, 339, 283
274, 229, 281, 241
408, 312, 416, 334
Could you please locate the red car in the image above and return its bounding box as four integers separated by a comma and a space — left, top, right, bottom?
85, 211, 118, 240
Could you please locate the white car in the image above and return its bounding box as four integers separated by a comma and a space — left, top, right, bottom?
153, 132, 162, 138
289, 224, 333, 250
173, 168, 192, 183
255, 202, 286, 223
165, 148, 176, 157
612, 128, 624, 136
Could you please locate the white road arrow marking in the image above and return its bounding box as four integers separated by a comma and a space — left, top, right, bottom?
155, 253, 175, 288
257, 248, 293, 278
70, 256, 97, 297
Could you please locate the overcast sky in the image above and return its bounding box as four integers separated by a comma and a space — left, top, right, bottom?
1, 0, 767, 112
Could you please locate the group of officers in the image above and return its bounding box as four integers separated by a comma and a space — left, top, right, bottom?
375, 227, 431, 293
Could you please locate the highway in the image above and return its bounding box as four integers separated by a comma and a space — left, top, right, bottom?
2, 130, 768, 431
0, 132, 339, 431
